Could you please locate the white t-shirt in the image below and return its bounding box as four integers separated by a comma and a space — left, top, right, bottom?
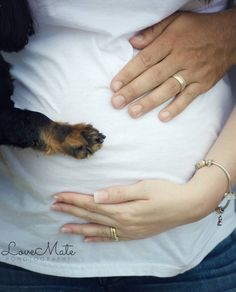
0, 0, 235, 278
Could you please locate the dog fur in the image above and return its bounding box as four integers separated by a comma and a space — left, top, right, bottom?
0, 0, 105, 159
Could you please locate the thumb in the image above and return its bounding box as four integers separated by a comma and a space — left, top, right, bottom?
93, 181, 148, 204
129, 12, 180, 49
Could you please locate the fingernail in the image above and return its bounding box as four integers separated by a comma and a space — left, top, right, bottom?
160, 111, 171, 121
54, 195, 59, 201
84, 238, 93, 242
61, 227, 72, 233
94, 190, 108, 203
112, 81, 123, 92
51, 204, 60, 211
130, 104, 143, 118
112, 95, 126, 109
131, 34, 144, 42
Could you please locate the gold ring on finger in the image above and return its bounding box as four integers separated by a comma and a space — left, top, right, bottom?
172, 73, 187, 92
110, 227, 119, 241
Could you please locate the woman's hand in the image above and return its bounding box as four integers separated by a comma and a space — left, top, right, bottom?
51, 172, 226, 242
110, 9, 236, 121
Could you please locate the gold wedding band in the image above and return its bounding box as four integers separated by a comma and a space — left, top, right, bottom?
110, 227, 119, 241
172, 73, 187, 92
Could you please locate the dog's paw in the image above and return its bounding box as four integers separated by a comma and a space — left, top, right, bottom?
40, 122, 105, 159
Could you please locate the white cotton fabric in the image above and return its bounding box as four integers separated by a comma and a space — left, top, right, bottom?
0, 0, 235, 278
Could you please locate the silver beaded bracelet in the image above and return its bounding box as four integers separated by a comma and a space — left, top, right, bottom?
195, 159, 236, 226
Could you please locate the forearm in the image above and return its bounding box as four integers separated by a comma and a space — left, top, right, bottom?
186, 106, 236, 221
197, 106, 236, 182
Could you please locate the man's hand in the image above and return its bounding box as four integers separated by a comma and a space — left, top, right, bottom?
110, 9, 236, 121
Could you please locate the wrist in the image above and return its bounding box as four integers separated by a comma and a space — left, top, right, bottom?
183, 165, 228, 223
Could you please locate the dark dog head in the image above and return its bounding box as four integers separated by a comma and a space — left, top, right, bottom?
0, 0, 34, 52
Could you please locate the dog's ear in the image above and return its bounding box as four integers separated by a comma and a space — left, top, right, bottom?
0, 0, 34, 52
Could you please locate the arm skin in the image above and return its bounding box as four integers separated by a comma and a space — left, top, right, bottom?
110, 8, 236, 122
51, 106, 236, 242
189, 106, 236, 220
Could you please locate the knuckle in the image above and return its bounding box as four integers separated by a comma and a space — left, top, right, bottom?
143, 94, 159, 110
121, 68, 135, 82
113, 210, 123, 222
101, 228, 109, 237
184, 87, 197, 99
170, 80, 180, 93
138, 50, 153, 69
148, 73, 160, 86
149, 25, 156, 38
176, 50, 192, 66
85, 203, 98, 213
162, 31, 176, 47
64, 204, 75, 213
182, 93, 192, 102
111, 206, 121, 219
117, 212, 134, 226
83, 212, 94, 222
115, 212, 126, 223
124, 224, 136, 232
200, 83, 210, 93
171, 100, 186, 114
122, 225, 138, 239
113, 188, 124, 202
79, 225, 87, 234
123, 84, 137, 99
172, 102, 182, 114
184, 85, 202, 99
152, 67, 164, 83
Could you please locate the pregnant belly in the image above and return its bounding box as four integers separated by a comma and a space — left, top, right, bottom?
0, 76, 233, 204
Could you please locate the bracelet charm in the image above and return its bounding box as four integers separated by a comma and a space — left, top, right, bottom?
215, 207, 224, 226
